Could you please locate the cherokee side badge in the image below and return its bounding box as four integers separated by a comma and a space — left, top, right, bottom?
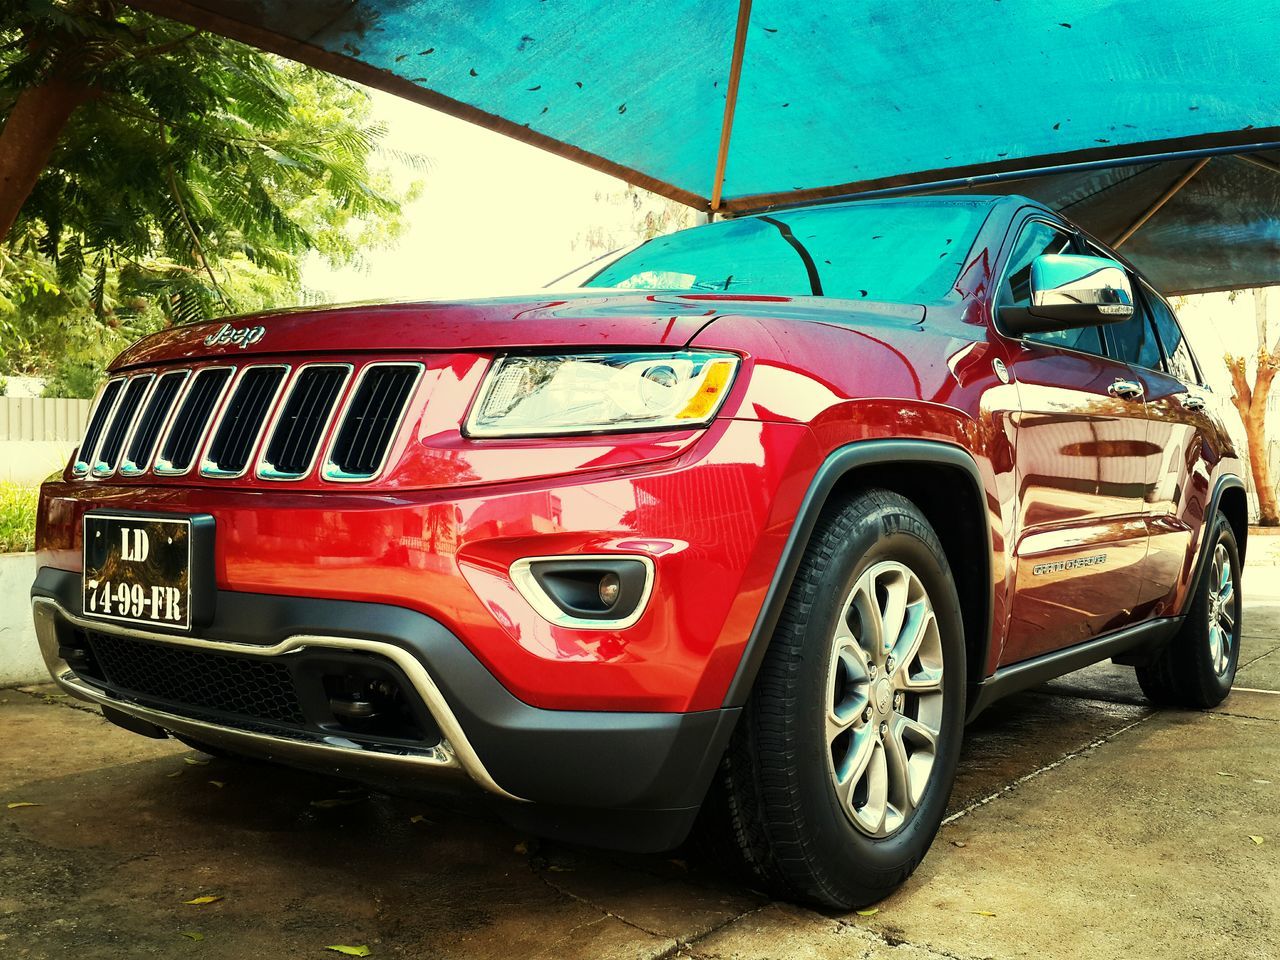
1032, 554, 1108, 576
203, 322, 266, 349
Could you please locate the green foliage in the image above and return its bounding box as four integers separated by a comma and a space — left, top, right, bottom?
0, 483, 38, 554
0, 0, 421, 378
41, 358, 98, 398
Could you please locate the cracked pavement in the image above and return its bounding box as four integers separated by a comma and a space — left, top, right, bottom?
2, 551, 1279, 959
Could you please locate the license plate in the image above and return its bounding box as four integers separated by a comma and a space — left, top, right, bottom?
83, 514, 193, 630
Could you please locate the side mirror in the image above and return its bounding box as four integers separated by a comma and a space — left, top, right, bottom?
999, 254, 1134, 335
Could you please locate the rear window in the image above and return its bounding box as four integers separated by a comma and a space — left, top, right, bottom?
581, 200, 987, 303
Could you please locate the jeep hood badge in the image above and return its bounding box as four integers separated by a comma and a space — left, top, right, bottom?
204, 323, 265, 349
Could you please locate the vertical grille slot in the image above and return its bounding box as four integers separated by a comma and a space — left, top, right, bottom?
122, 370, 187, 474
92, 375, 153, 475
260, 365, 349, 479
202, 366, 287, 477
156, 367, 233, 474
324, 364, 422, 480
74, 379, 124, 474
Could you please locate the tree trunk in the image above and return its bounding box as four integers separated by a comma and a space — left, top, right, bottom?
1228, 349, 1280, 526
1243, 407, 1280, 525
0, 77, 92, 243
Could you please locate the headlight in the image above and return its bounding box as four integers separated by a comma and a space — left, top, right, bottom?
464, 351, 739, 437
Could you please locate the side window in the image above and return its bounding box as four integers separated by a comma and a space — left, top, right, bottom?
999, 220, 1104, 356
1145, 288, 1200, 384
1084, 241, 1161, 371
1103, 296, 1163, 371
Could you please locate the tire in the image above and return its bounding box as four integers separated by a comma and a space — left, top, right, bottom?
1136, 511, 1242, 708
716, 488, 967, 909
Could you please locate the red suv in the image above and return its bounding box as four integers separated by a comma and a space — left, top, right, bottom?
32, 196, 1246, 908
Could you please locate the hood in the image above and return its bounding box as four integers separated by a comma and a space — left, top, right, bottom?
109, 292, 729, 370
109, 290, 927, 370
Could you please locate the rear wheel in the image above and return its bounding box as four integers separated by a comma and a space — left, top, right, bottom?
717, 489, 966, 909
1136, 512, 1241, 708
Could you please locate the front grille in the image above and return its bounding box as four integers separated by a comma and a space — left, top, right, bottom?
83, 630, 307, 725
325, 364, 421, 479
76, 358, 420, 483
123, 370, 187, 472
261, 365, 349, 478
158, 367, 234, 472
93, 375, 153, 474
202, 366, 286, 476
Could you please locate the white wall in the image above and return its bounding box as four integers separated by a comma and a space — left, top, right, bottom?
1, 441, 74, 484
0, 396, 88, 484
0, 553, 44, 686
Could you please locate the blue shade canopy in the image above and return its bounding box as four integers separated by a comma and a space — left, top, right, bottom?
128, 0, 1280, 292
943, 152, 1280, 296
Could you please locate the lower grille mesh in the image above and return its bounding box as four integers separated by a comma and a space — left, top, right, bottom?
84, 631, 306, 725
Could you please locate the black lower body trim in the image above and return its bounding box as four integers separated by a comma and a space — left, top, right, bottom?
33, 567, 738, 851
965, 615, 1181, 720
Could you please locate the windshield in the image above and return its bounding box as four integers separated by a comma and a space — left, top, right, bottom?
580, 199, 988, 302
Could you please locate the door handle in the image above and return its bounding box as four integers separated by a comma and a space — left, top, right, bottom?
1182, 395, 1206, 412
1108, 379, 1145, 401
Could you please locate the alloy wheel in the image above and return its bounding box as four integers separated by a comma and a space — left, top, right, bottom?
1207, 542, 1236, 677
824, 560, 945, 837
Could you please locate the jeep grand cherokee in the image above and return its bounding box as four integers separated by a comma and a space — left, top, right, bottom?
32, 195, 1246, 908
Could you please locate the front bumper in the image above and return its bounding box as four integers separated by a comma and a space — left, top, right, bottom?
32, 567, 739, 850
37, 418, 819, 713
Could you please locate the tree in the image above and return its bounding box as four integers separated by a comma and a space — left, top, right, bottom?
573, 184, 697, 257
1225, 288, 1278, 525
0, 0, 420, 385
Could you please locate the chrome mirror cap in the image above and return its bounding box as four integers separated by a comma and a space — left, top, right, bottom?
1001, 253, 1135, 336
1031, 254, 1134, 315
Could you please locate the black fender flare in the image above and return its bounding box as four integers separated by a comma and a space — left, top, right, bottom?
1182, 474, 1247, 618
722, 439, 994, 708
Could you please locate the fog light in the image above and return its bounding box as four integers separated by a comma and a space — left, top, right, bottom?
510, 555, 655, 628
598, 572, 621, 607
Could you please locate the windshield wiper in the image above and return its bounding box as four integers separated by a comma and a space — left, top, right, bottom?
758, 216, 824, 296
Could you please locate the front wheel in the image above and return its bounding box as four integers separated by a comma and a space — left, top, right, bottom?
717, 489, 967, 909
1136, 511, 1242, 708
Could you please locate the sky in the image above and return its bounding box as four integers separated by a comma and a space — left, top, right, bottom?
300, 87, 672, 303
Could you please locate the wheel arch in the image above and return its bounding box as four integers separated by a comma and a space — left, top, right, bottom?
723, 439, 995, 708
1216, 478, 1248, 565
1182, 475, 1248, 619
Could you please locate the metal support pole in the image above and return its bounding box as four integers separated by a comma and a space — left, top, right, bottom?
1112, 157, 1210, 248
709, 0, 753, 212
1238, 153, 1280, 177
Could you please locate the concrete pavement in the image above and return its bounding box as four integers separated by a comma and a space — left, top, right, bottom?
2, 557, 1278, 959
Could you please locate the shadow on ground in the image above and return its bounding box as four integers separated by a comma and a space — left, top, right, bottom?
3, 593, 1278, 959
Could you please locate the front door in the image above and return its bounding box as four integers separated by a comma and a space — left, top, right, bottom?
994, 217, 1152, 665
1112, 281, 1219, 620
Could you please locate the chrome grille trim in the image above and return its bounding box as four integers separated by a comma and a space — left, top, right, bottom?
321, 361, 425, 483
76, 359, 422, 484
73, 377, 126, 476
120, 370, 191, 477
198, 364, 290, 480
91, 374, 155, 478
153, 366, 236, 477
255, 362, 353, 481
